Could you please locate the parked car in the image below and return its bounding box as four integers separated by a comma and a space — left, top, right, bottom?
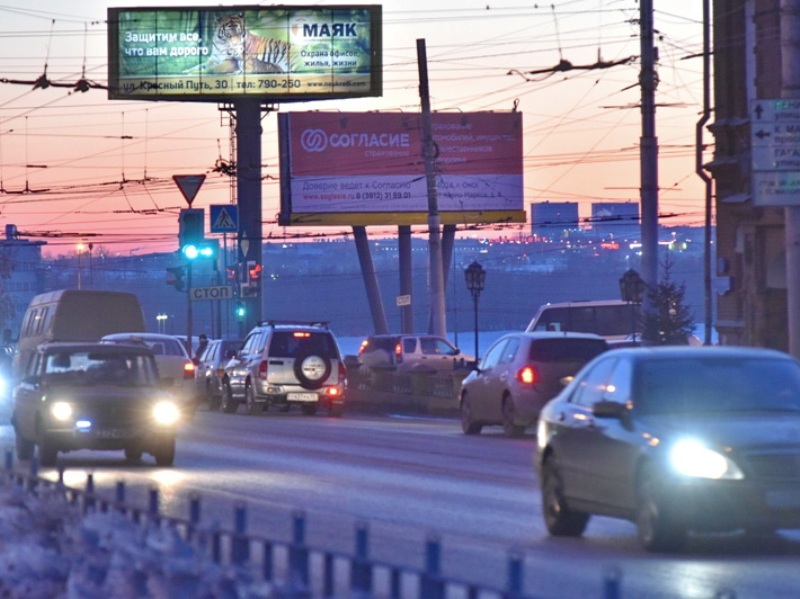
357, 334, 471, 373
459, 332, 609, 437
100, 332, 198, 414
222, 321, 345, 416
11, 342, 182, 467
535, 346, 800, 552
195, 338, 243, 410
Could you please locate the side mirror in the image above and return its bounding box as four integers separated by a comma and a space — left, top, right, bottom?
592, 400, 628, 419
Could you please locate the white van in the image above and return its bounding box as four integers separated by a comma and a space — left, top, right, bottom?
14, 289, 146, 378
524, 299, 641, 344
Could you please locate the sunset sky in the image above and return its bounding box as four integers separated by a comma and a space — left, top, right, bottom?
0, 0, 706, 257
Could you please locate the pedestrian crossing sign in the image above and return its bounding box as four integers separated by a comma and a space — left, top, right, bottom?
210, 204, 239, 233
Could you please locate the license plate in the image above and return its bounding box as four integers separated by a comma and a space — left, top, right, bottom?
287, 392, 317, 402
96, 429, 124, 439
766, 490, 800, 509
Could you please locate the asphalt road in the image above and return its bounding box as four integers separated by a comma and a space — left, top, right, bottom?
2, 409, 800, 598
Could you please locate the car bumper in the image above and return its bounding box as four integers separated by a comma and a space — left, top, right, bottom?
40, 424, 177, 451
664, 478, 800, 531
254, 382, 345, 406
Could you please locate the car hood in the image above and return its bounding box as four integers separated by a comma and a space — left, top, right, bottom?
637, 411, 800, 448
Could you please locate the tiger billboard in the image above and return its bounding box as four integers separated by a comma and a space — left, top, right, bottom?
107, 6, 382, 101
277, 111, 525, 226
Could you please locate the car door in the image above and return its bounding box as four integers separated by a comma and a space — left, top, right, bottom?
470, 337, 510, 421
12, 350, 45, 438
547, 354, 618, 503
418, 337, 459, 373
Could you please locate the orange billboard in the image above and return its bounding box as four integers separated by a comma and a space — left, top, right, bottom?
278, 111, 525, 226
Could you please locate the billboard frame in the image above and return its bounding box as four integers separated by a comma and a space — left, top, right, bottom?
107, 4, 382, 102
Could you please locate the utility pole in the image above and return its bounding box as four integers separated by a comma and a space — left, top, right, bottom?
417, 38, 447, 337
639, 0, 659, 298
696, 0, 713, 345
783, 0, 800, 357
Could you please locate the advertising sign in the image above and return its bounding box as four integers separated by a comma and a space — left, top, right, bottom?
278, 111, 525, 226
107, 5, 382, 101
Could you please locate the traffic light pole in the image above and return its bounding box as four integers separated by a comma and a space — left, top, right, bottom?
186, 261, 193, 357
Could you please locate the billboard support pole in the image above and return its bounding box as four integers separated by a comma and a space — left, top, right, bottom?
398, 225, 413, 333
233, 99, 266, 331
417, 38, 447, 337
353, 226, 389, 334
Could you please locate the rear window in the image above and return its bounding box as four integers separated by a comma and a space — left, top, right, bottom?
363, 337, 399, 353
269, 331, 339, 358
528, 338, 608, 362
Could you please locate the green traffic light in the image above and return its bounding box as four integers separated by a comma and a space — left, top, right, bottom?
182, 242, 216, 260
235, 302, 246, 319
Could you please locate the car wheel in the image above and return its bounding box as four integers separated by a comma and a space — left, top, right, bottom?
541, 457, 589, 536
153, 436, 176, 467
502, 397, 525, 437
300, 404, 318, 416
294, 354, 332, 389
38, 436, 58, 468
222, 381, 238, 414
206, 382, 220, 411
125, 446, 143, 462
245, 383, 262, 415
15, 430, 34, 461
460, 393, 482, 435
635, 468, 687, 552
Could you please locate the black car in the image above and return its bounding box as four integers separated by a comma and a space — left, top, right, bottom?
536, 346, 800, 551
11, 342, 183, 467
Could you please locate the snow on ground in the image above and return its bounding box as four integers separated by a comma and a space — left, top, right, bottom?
0, 478, 287, 599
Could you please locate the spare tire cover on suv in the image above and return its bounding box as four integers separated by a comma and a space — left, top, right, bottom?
294, 353, 332, 388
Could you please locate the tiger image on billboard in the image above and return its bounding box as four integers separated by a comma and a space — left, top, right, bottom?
188, 12, 293, 74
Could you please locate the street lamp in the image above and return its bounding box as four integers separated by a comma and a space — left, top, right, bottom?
619, 268, 646, 344
464, 261, 486, 360
156, 313, 168, 334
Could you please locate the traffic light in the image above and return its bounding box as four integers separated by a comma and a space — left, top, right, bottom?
182, 241, 216, 260
178, 208, 204, 252
235, 301, 246, 320
248, 261, 262, 282
226, 267, 237, 281
166, 266, 185, 291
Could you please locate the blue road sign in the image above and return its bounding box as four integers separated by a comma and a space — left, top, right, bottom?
210, 204, 239, 233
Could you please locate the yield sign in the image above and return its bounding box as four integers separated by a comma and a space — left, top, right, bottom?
173, 174, 206, 207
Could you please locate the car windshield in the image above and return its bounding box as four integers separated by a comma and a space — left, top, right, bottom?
636, 357, 800, 415
43, 350, 159, 387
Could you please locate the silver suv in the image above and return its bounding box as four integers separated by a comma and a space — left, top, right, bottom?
221, 321, 345, 416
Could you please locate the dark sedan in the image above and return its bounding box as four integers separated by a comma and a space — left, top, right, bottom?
11, 342, 183, 467
535, 346, 800, 551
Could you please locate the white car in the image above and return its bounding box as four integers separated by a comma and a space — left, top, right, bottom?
101, 332, 198, 414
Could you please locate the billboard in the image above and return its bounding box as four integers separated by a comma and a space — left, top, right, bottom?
107, 5, 382, 101
278, 111, 525, 226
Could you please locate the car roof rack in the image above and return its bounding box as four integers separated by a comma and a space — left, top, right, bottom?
257, 320, 330, 329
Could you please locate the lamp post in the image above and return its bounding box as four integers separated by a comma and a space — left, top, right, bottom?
619, 268, 646, 344
156, 313, 168, 334
464, 261, 486, 360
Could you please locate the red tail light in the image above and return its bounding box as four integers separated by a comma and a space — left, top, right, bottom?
258, 360, 268, 380
517, 365, 539, 384
183, 361, 195, 380
358, 340, 369, 355
394, 343, 403, 363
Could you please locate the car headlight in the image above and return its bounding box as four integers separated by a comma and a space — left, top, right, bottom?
669, 439, 744, 480
50, 401, 74, 422
152, 400, 180, 426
